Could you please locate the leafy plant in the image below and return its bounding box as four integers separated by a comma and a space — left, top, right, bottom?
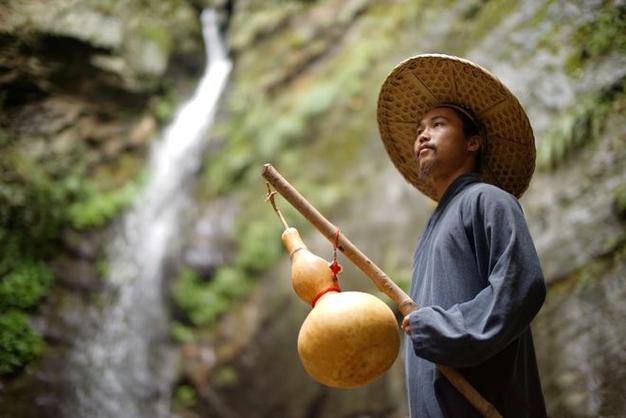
0, 259, 54, 311
172, 384, 197, 410
172, 267, 233, 327
0, 311, 43, 374
65, 180, 139, 229
537, 77, 626, 170
170, 321, 195, 344
567, 4, 626, 71
613, 182, 626, 220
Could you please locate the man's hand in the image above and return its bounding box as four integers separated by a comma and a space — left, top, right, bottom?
401, 313, 412, 335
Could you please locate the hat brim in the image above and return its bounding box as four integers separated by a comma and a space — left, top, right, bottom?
377, 54, 535, 200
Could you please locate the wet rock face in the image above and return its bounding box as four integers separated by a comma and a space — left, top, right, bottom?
182, 198, 238, 276
0, 0, 205, 142
0, 17, 187, 188
0, 0, 203, 90
534, 248, 626, 417
524, 111, 626, 283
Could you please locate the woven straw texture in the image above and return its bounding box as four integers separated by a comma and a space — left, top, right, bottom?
377, 54, 535, 200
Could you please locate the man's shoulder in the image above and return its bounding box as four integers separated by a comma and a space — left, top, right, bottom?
459, 181, 521, 211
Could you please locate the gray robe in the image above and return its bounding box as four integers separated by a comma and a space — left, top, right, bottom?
406, 173, 547, 418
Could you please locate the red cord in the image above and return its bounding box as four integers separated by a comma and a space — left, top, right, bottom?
311, 286, 341, 307
329, 227, 342, 278
311, 227, 343, 308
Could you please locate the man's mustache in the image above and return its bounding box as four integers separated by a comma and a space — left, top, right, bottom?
415, 144, 436, 159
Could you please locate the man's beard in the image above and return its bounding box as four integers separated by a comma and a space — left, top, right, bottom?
418, 159, 437, 179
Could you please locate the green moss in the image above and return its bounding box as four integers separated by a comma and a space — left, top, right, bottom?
229, 4, 302, 51
201, 74, 347, 198
201, 0, 396, 200
613, 182, 626, 219
140, 24, 173, 55
173, 267, 225, 327
170, 204, 292, 329
537, 76, 626, 170
0, 311, 43, 375
65, 179, 140, 230
522, 0, 555, 29
0, 117, 146, 374
213, 365, 238, 388
171, 266, 255, 328
233, 221, 283, 274
170, 321, 195, 344
0, 259, 54, 311
172, 384, 197, 410
0, 152, 67, 253
95, 258, 110, 278
452, 0, 519, 54
559, 244, 626, 294
147, 81, 182, 126
566, 5, 626, 76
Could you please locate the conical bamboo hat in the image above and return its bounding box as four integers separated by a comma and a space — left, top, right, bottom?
377, 54, 535, 200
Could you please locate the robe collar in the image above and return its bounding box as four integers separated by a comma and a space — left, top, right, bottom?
435, 172, 481, 213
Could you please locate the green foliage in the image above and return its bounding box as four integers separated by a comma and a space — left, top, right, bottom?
0, 156, 67, 253
66, 180, 139, 230
0, 259, 54, 311
172, 267, 239, 327
171, 195, 294, 329
213, 365, 238, 388
201, 10, 385, 200
140, 23, 173, 54
172, 384, 197, 410
233, 221, 283, 274
170, 321, 195, 344
171, 223, 280, 329
613, 182, 626, 220
0, 147, 67, 374
0, 112, 142, 376
229, 3, 303, 51
537, 77, 626, 170
566, 5, 626, 75
151, 87, 178, 124
0, 311, 43, 374
0, 231, 53, 376
202, 81, 340, 198
95, 257, 110, 278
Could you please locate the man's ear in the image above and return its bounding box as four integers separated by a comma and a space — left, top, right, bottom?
467, 134, 482, 153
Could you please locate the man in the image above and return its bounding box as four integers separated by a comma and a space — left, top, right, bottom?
377, 54, 547, 417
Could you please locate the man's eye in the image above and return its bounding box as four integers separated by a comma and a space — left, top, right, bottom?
434, 121, 443, 127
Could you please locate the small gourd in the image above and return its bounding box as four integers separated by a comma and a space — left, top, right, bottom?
282, 227, 400, 389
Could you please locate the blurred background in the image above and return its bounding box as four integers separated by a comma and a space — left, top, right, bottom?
0, 1, 625, 417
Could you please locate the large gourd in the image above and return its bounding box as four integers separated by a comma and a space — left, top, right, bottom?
282, 227, 400, 388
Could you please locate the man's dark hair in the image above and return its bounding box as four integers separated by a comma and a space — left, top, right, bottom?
448, 106, 481, 138
446, 105, 483, 171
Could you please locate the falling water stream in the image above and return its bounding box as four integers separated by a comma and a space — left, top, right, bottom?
65, 10, 231, 418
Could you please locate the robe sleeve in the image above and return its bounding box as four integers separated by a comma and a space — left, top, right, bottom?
408, 188, 546, 368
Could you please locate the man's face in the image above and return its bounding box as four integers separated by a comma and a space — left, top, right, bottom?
414, 106, 476, 180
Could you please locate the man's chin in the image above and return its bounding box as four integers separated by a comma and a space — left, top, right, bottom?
418, 160, 437, 179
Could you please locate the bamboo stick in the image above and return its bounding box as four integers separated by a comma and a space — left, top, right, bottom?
261, 163, 502, 418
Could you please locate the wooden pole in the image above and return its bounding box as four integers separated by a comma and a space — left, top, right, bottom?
261, 163, 502, 418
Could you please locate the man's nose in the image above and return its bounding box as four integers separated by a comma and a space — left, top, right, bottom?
414, 130, 430, 151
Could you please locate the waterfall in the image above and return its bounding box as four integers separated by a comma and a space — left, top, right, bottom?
65, 10, 231, 418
